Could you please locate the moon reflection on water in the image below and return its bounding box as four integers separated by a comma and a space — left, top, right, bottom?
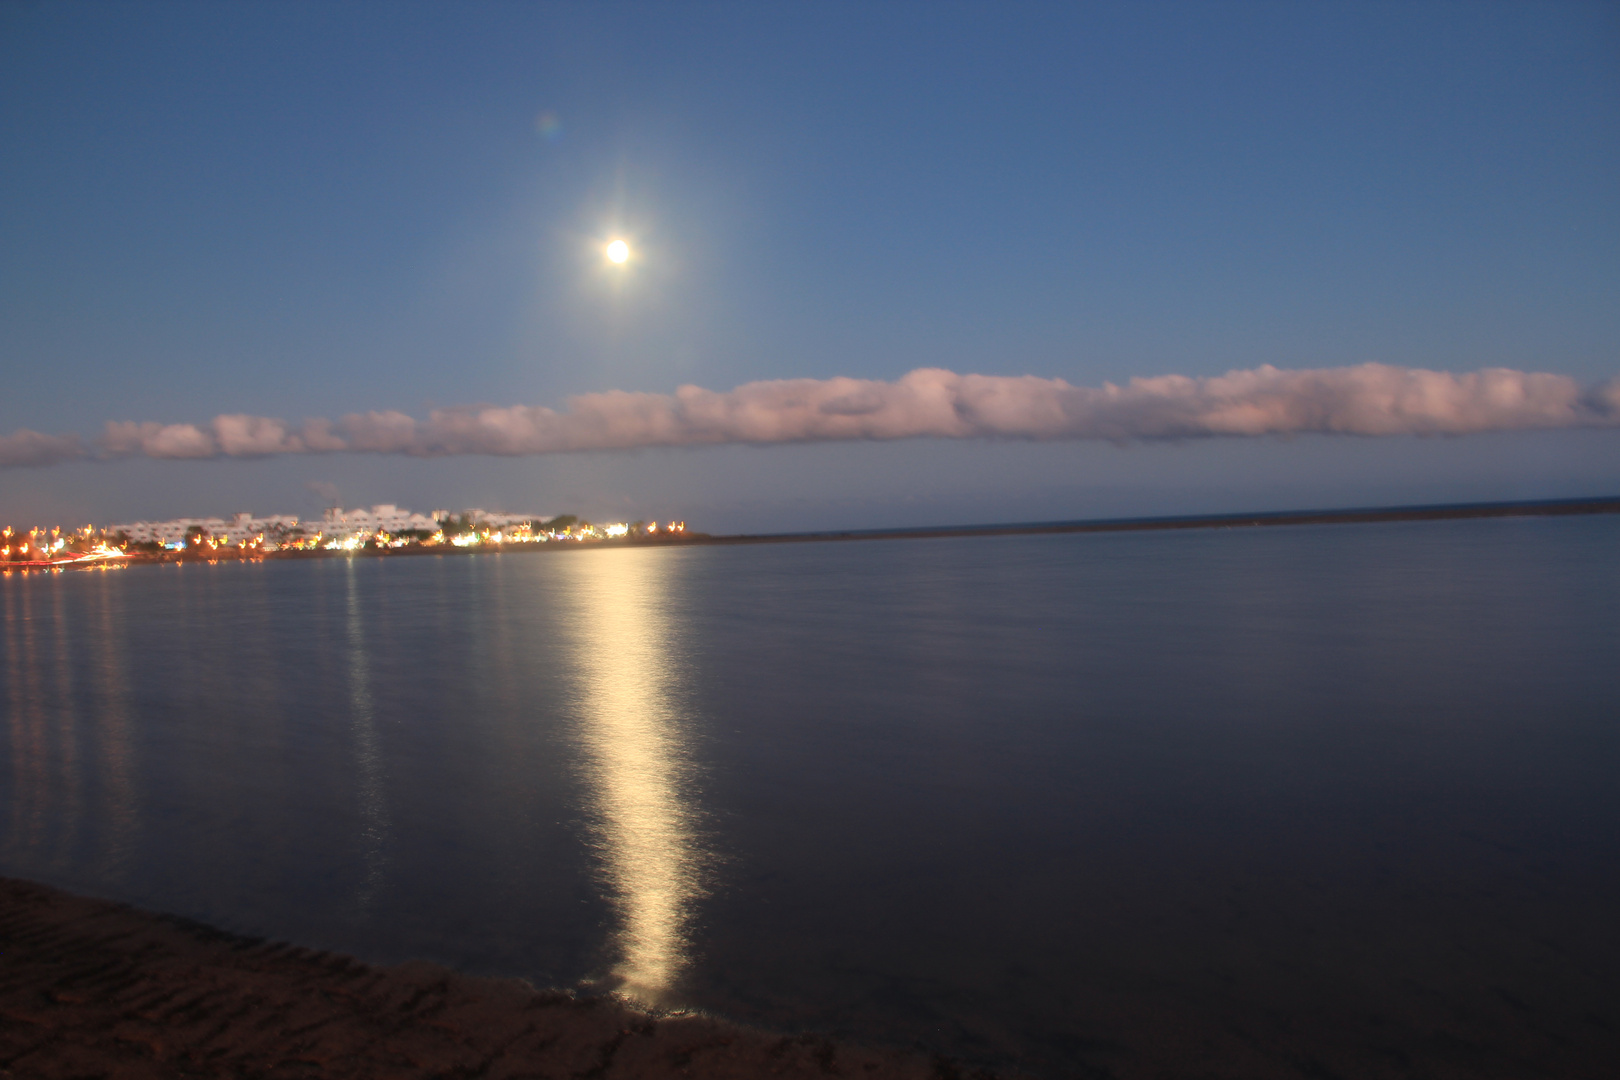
559, 547, 706, 1001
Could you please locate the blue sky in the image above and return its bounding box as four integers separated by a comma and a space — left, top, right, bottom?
2, 1, 1617, 530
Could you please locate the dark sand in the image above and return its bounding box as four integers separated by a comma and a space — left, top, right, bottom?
0, 878, 1006, 1079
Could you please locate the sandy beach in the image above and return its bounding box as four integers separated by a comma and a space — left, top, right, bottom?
0, 877, 1002, 1079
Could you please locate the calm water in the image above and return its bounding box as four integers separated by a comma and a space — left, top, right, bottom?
4, 518, 1618, 1077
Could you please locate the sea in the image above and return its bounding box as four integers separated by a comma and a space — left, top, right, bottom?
3, 515, 1618, 1077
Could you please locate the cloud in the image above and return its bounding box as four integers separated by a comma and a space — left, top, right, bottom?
306, 480, 341, 507
0, 429, 86, 468
102, 421, 220, 459
100, 415, 333, 459
3, 363, 1617, 470
348, 363, 1620, 453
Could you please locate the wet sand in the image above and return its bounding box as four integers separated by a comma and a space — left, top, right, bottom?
0, 877, 1004, 1079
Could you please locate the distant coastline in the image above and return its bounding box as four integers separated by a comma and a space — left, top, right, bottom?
709, 494, 1620, 547
3, 495, 1616, 572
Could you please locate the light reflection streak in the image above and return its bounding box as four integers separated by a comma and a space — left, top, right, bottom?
3, 583, 29, 851
48, 582, 80, 870
91, 571, 138, 876
560, 548, 706, 1000
345, 560, 389, 911
4, 581, 49, 854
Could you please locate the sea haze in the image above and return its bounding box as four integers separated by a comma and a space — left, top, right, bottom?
3, 516, 1618, 1076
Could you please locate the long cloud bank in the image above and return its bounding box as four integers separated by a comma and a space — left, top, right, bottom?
5, 363, 1619, 469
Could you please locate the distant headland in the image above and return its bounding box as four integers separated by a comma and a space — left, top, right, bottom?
2, 496, 1616, 572
712, 494, 1620, 546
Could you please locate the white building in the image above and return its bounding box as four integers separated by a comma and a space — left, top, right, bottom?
105, 517, 227, 545
222, 513, 302, 542
104, 505, 556, 547
321, 505, 440, 540
107, 513, 304, 546
455, 509, 553, 529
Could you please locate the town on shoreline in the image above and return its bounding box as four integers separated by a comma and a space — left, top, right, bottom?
1, 505, 694, 569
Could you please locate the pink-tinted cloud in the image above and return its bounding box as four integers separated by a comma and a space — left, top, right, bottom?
363, 363, 1620, 454
99, 415, 349, 459
4, 363, 1617, 469
102, 420, 221, 459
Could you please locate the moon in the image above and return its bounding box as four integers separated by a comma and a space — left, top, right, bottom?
605, 239, 630, 264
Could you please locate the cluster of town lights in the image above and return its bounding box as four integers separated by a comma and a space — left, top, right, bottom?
304, 520, 686, 552
1, 518, 687, 569
2, 525, 129, 566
